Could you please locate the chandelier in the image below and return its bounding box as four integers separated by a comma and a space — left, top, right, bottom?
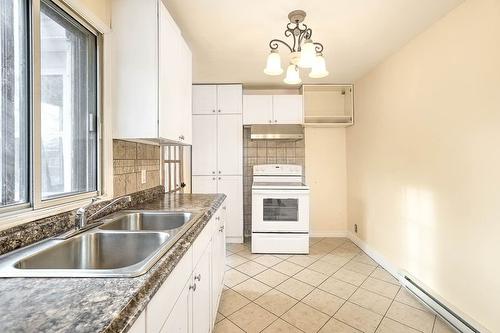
264, 10, 329, 84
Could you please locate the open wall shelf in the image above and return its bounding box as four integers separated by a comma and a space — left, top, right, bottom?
302, 84, 354, 127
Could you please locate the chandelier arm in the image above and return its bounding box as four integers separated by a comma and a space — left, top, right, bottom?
269, 39, 293, 53
297, 27, 312, 50
313, 42, 324, 53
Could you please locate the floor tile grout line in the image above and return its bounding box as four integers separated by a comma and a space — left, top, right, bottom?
375, 286, 432, 332
222, 238, 434, 333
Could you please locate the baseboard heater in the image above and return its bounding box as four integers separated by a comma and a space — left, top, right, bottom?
400, 272, 485, 333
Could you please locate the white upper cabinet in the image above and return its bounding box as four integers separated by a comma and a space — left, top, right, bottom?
273, 95, 303, 124
243, 94, 303, 125
112, 0, 192, 144
217, 85, 243, 114
192, 85, 217, 114
243, 95, 273, 124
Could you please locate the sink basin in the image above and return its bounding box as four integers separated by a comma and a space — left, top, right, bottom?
99, 211, 192, 231
0, 210, 197, 278
15, 232, 170, 270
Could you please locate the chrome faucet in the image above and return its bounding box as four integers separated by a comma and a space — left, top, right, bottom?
75, 195, 132, 230
56, 195, 132, 240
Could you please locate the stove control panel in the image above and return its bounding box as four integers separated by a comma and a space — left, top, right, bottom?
253, 164, 303, 176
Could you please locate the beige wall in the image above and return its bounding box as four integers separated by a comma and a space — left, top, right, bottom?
305, 127, 347, 236
346, 0, 500, 331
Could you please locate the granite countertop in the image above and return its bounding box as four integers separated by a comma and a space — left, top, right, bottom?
0, 193, 226, 333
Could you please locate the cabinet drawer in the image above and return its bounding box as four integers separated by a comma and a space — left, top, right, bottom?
146, 247, 193, 333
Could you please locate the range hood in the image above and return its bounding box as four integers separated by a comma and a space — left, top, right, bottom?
250, 124, 304, 140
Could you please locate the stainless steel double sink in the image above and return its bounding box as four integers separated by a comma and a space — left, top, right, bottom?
0, 211, 194, 277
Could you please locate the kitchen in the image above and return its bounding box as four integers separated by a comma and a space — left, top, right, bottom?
0, 0, 498, 333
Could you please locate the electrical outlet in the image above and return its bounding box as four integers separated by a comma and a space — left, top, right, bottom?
141, 170, 147, 184
354, 224, 358, 233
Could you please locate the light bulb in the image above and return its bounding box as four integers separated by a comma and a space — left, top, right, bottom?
309, 53, 329, 78
298, 39, 316, 68
263, 50, 283, 76
283, 64, 302, 84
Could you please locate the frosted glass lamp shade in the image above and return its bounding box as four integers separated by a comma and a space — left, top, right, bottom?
298, 39, 316, 68
283, 64, 301, 84
264, 50, 283, 75
309, 53, 329, 78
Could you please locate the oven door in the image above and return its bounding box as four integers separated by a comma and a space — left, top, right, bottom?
252, 189, 309, 232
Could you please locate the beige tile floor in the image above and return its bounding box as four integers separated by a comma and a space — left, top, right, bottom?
215, 238, 458, 333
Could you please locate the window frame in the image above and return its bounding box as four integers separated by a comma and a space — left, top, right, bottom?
0, 0, 103, 217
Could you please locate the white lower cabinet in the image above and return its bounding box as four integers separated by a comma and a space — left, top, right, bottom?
211, 208, 226, 324
160, 280, 191, 333
192, 175, 243, 243
139, 204, 226, 333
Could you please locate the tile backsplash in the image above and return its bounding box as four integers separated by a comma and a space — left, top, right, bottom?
243, 127, 305, 236
113, 140, 161, 197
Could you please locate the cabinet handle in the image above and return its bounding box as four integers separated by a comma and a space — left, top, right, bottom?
223, 206, 227, 210
215, 216, 220, 221
274, 120, 277, 123
189, 283, 197, 291
218, 109, 221, 113
218, 177, 221, 180
218, 171, 221, 174
268, 120, 272, 123
212, 177, 216, 180
212, 109, 215, 113
212, 171, 215, 174
194, 274, 202, 281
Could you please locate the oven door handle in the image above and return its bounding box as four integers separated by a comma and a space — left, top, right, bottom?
252, 189, 310, 195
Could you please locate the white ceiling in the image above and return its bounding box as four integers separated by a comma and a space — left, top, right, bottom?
166, 0, 463, 87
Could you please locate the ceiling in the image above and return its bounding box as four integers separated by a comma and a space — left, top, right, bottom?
166, 0, 463, 87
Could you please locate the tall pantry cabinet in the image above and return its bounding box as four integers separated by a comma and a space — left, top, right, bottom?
192, 85, 243, 243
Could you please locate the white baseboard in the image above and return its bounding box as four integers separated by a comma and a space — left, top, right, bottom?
310, 230, 348, 238
226, 236, 244, 244
347, 231, 403, 284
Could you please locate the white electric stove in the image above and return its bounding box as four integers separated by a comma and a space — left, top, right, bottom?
251, 164, 310, 254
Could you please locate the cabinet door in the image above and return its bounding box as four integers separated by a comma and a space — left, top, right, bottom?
217, 85, 242, 114
192, 245, 212, 333
160, 280, 192, 333
192, 115, 217, 175
111, 0, 158, 138
158, 2, 182, 141
243, 95, 273, 125
179, 38, 193, 144
192, 176, 218, 194
218, 176, 243, 242
217, 114, 242, 175
272, 95, 303, 124
193, 85, 217, 114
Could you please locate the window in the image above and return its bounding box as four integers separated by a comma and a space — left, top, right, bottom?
0, 0, 100, 215
40, 0, 97, 199
0, 0, 29, 209
163, 145, 188, 193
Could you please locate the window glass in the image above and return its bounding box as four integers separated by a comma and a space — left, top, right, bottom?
0, 0, 29, 208
40, 0, 97, 199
